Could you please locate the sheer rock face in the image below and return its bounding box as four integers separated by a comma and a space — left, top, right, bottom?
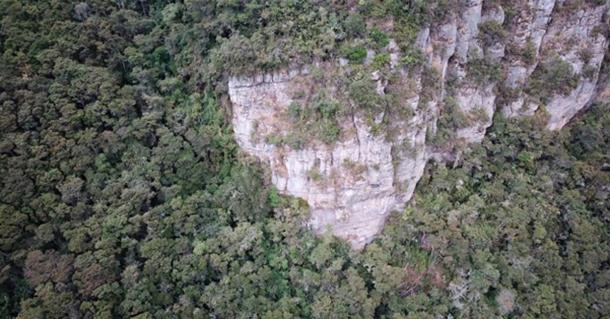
228, 0, 609, 249
229, 70, 428, 249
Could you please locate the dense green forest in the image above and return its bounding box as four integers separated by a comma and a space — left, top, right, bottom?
0, 1, 609, 318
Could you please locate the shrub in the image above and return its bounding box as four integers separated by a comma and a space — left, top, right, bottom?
318, 121, 341, 144
288, 102, 302, 121
313, 97, 340, 120
400, 140, 418, 159
342, 159, 367, 176
429, 97, 471, 147
285, 133, 306, 150
400, 48, 425, 68
265, 133, 284, 146
394, 17, 420, 48
527, 57, 578, 102
344, 13, 366, 37
522, 40, 537, 65
467, 58, 503, 84
348, 77, 382, 109
478, 20, 508, 46
270, 93, 344, 148
311, 67, 325, 81
372, 53, 391, 69
343, 45, 368, 64
420, 67, 442, 102
293, 90, 306, 99
469, 106, 490, 123
307, 167, 323, 182
384, 91, 414, 120
443, 97, 471, 129
370, 27, 390, 48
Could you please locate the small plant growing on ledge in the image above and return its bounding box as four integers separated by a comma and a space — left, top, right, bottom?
288, 102, 302, 122
342, 44, 368, 64
522, 40, 537, 65
478, 20, 508, 46
372, 53, 391, 70
467, 58, 503, 85
348, 77, 383, 110
307, 167, 323, 182
369, 27, 390, 49
469, 106, 490, 123
400, 48, 425, 69
526, 57, 578, 103
342, 159, 368, 177
267, 93, 344, 149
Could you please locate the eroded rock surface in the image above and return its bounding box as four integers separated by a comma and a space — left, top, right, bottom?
228, 0, 609, 248
229, 70, 428, 248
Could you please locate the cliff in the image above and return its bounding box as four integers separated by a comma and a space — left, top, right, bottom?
228, 0, 609, 249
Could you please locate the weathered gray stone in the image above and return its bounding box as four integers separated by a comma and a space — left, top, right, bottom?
227, 0, 609, 248
229, 72, 428, 249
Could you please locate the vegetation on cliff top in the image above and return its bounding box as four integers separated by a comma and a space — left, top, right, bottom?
0, 0, 608, 318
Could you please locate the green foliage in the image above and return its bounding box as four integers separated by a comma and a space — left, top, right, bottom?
469, 106, 490, 123
344, 12, 366, 37
348, 77, 383, 110
396, 107, 610, 317
467, 58, 503, 84
431, 97, 471, 146
527, 57, 579, 103
307, 167, 323, 182
369, 27, 390, 49
566, 103, 610, 160
267, 93, 343, 148
372, 52, 391, 69
400, 48, 425, 68
288, 101, 302, 121
343, 45, 368, 64
522, 40, 538, 65
478, 20, 508, 46
1, 1, 609, 318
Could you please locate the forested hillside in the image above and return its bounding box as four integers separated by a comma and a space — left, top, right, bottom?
0, 1, 608, 318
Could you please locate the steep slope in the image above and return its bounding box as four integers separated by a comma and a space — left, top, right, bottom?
228, 0, 609, 248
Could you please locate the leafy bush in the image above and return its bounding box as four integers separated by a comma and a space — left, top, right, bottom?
370, 27, 390, 48
313, 97, 341, 120
467, 58, 503, 84
469, 106, 490, 123
527, 57, 579, 102
566, 103, 610, 159
443, 97, 471, 129
344, 13, 366, 37
372, 53, 391, 69
307, 167, 323, 182
430, 97, 471, 146
288, 102, 302, 121
348, 77, 382, 109
343, 45, 368, 64
400, 48, 425, 68
267, 93, 343, 148
2, 2, 609, 319
318, 121, 341, 144
478, 20, 508, 46
285, 133, 306, 150
522, 40, 537, 65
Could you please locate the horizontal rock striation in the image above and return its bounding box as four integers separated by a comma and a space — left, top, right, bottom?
228, 0, 609, 249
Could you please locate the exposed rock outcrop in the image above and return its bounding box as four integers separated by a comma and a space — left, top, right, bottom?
229, 70, 428, 248
228, 0, 609, 249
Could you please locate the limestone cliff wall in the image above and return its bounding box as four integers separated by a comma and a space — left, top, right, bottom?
228, 0, 609, 249
230, 70, 428, 248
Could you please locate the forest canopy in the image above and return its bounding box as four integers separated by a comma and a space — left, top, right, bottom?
0, 1, 608, 318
